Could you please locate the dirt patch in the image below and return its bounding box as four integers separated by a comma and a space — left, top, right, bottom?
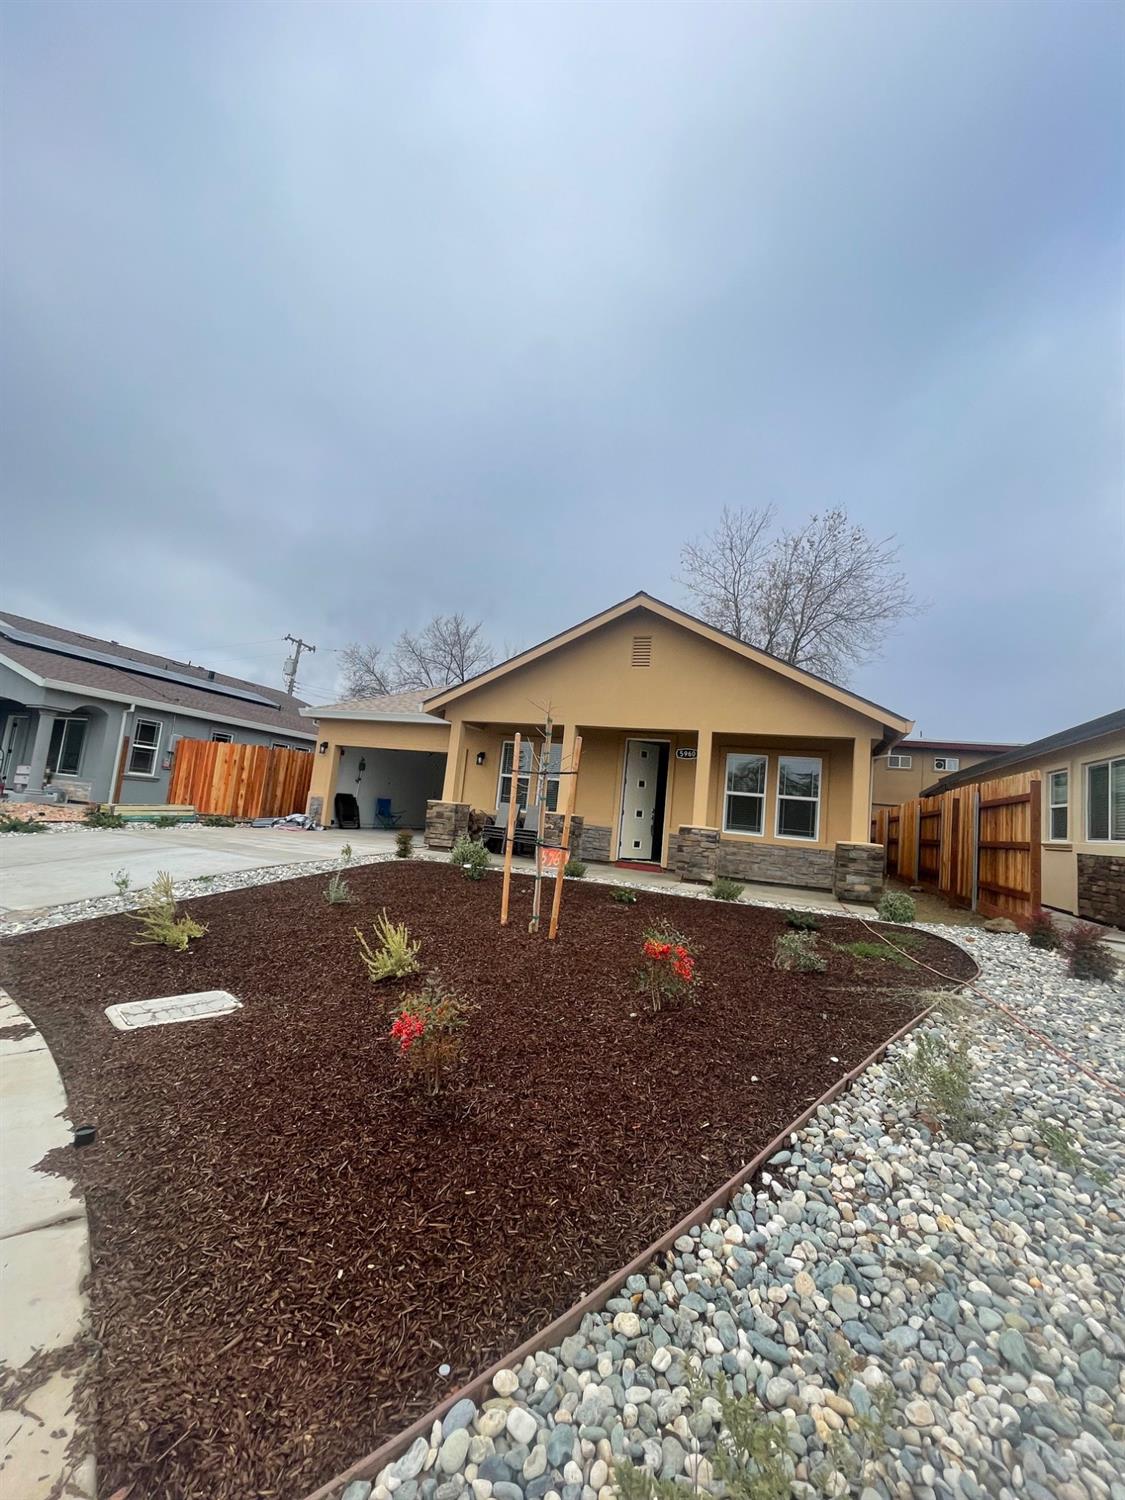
0, 862, 975, 1500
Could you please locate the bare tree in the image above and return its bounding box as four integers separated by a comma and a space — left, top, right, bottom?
678, 505, 774, 640
339, 613, 495, 697
679, 506, 919, 680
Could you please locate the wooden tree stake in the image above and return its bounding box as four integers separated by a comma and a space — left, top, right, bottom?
548, 734, 582, 941
499, 732, 521, 926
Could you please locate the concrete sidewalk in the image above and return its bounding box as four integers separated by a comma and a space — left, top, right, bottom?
0, 825, 398, 915
0, 989, 94, 1499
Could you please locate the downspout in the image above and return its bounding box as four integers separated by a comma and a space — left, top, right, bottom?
109, 704, 135, 805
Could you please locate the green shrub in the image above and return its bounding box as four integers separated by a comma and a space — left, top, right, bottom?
564, 858, 587, 878
111, 868, 131, 896
785, 909, 820, 930
709, 877, 744, 902
129, 872, 207, 951
612, 885, 639, 904
356, 909, 422, 982
1063, 923, 1119, 983
324, 871, 352, 905
451, 834, 490, 881
838, 939, 912, 968
395, 830, 414, 859
892, 1026, 986, 1141
85, 806, 126, 829
0, 813, 45, 832
878, 889, 916, 923
199, 813, 237, 827
773, 930, 826, 972
1022, 908, 1062, 950
151, 815, 180, 828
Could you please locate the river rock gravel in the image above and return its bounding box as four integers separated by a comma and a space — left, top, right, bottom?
360, 929, 1123, 1500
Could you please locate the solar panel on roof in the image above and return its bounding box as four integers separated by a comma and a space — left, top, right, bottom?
0, 619, 282, 709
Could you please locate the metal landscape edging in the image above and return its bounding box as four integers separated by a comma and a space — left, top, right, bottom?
302, 949, 980, 1500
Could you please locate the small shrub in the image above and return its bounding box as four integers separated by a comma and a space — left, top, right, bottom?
111, 868, 131, 896
0, 812, 44, 832
837, 939, 912, 968
395, 830, 414, 859
612, 885, 639, 904
200, 813, 237, 827
893, 1026, 986, 1140
340, 842, 353, 864
636, 923, 698, 1011
85, 806, 126, 829
151, 815, 180, 828
324, 871, 352, 905
785, 909, 821, 930
709, 877, 744, 902
389, 980, 471, 1095
356, 909, 422, 982
773, 930, 826, 972
1022, 908, 1062, 950
1036, 1121, 1111, 1186
878, 889, 916, 923
451, 834, 490, 881
564, 858, 587, 878
129, 872, 207, 951
1062, 923, 1119, 983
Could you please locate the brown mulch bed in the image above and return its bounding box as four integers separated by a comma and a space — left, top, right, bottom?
0, 862, 975, 1500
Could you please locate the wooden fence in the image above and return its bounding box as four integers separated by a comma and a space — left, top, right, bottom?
168, 740, 313, 820
871, 770, 1041, 921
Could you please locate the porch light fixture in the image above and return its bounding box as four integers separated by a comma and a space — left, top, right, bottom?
318, 741, 328, 755
476, 751, 487, 765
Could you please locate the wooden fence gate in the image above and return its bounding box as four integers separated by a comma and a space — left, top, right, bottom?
872, 771, 1041, 921
168, 740, 313, 821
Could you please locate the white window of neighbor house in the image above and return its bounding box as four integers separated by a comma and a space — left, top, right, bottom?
776, 755, 822, 840
1048, 769, 1069, 841
723, 753, 766, 834
46, 717, 88, 776
1086, 756, 1125, 841
498, 739, 561, 811
211, 731, 233, 743
933, 756, 960, 772
886, 753, 912, 769
128, 718, 163, 776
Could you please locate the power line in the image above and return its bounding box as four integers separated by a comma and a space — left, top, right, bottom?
283, 635, 317, 697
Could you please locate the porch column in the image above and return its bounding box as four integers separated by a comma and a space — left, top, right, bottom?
850, 737, 873, 841
691, 727, 715, 828
306, 737, 338, 826
559, 723, 580, 815
440, 718, 466, 802
24, 709, 57, 794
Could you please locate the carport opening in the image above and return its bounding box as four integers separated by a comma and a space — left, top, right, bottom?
330, 747, 445, 829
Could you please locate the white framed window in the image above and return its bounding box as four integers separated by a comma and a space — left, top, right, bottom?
211, 731, 233, 743
933, 756, 960, 773
128, 718, 163, 776
887, 753, 912, 769
1048, 769, 1069, 841
46, 717, 88, 777
776, 755, 822, 840
498, 739, 561, 811
723, 753, 766, 835
1086, 757, 1125, 842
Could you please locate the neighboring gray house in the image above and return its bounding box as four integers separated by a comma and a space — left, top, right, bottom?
0, 612, 315, 806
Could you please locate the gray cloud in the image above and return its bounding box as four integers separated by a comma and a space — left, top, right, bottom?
2, 0, 1122, 732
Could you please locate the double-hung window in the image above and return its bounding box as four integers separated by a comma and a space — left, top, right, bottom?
211, 731, 233, 743
1086, 757, 1125, 842
46, 717, 87, 776
886, 753, 912, 770
498, 739, 561, 811
776, 755, 822, 840
723, 753, 766, 834
128, 718, 163, 776
1047, 769, 1069, 841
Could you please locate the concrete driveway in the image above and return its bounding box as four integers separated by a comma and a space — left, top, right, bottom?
0, 826, 398, 916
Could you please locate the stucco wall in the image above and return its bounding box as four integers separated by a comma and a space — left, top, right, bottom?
872, 746, 1006, 808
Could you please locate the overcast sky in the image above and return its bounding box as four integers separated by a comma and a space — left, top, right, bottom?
2, 0, 1121, 738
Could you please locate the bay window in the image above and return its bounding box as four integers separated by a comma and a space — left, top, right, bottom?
776, 755, 822, 840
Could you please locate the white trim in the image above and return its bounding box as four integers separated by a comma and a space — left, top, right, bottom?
126, 717, 163, 778
774, 754, 823, 842
615, 737, 672, 861
721, 751, 767, 837
932, 756, 960, 772
1084, 755, 1125, 842
1047, 766, 1069, 843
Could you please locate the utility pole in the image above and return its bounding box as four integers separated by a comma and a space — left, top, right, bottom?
283, 634, 316, 696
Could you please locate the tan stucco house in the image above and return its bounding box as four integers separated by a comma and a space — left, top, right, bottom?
302, 593, 912, 897
871, 737, 1018, 812
922, 709, 1125, 926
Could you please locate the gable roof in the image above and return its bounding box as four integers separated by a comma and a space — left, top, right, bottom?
923, 708, 1125, 795
0, 611, 314, 739
423, 591, 913, 732
300, 689, 447, 725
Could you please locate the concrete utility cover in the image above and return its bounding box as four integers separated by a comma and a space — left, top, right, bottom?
105, 990, 241, 1031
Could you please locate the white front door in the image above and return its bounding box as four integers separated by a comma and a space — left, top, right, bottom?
618, 739, 662, 860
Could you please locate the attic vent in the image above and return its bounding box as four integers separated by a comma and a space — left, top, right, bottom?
631, 634, 653, 667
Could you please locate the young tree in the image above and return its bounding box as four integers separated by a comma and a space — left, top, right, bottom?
339, 614, 494, 696
679, 506, 918, 680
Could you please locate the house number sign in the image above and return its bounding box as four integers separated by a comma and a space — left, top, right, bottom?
675, 748, 698, 760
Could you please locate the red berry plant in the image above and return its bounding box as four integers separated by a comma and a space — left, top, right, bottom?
637, 923, 698, 1011
389, 979, 472, 1096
